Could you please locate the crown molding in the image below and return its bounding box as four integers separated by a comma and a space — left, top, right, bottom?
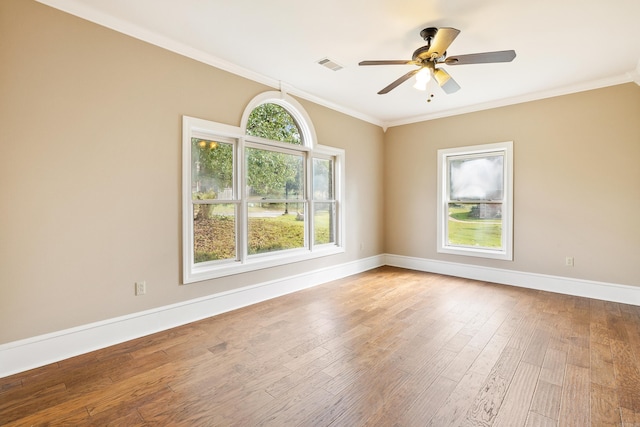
35, 0, 384, 128
383, 73, 635, 128
34, 1, 638, 131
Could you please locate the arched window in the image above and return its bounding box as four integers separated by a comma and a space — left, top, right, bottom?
182, 92, 344, 283
246, 103, 302, 145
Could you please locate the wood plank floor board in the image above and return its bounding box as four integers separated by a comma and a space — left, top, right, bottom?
0, 378, 21, 395
558, 364, 591, 426
539, 347, 567, 387
283, 325, 348, 360
525, 411, 558, 427
3, 406, 93, 427
252, 383, 335, 426
590, 382, 622, 426
364, 348, 459, 426
2, 266, 639, 426
506, 313, 540, 351
529, 379, 562, 420
610, 337, 640, 414
366, 317, 413, 351
461, 321, 512, 378
567, 341, 591, 369
621, 314, 640, 365
590, 341, 616, 389
390, 319, 467, 375
522, 327, 552, 367
82, 406, 146, 427
0, 382, 68, 424
88, 383, 175, 421
86, 361, 198, 417
441, 343, 484, 382
466, 306, 512, 350
321, 342, 401, 397
494, 305, 530, 337
462, 345, 524, 426
237, 366, 337, 426
389, 374, 459, 427
426, 369, 490, 427
325, 364, 409, 427
265, 367, 334, 403
293, 389, 350, 427
621, 407, 640, 426
493, 362, 541, 427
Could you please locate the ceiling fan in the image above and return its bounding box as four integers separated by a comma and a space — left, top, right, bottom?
359, 27, 516, 95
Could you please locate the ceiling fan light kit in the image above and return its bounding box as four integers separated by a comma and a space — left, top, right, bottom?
359, 27, 516, 96
413, 68, 432, 90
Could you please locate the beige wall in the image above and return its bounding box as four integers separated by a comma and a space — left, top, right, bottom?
385, 83, 640, 287
0, 0, 385, 343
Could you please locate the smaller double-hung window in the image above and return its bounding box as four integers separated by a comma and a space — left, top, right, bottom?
437, 141, 513, 260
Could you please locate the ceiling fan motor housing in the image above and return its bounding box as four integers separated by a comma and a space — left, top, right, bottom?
414, 27, 447, 62
420, 27, 439, 42
413, 46, 445, 63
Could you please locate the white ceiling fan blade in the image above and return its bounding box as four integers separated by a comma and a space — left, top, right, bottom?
434, 68, 461, 94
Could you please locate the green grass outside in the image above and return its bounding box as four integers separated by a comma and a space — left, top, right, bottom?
448, 205, 502, 248
248, 214, 304, 254
194, 210, 331, 262
194, 203, 500, 261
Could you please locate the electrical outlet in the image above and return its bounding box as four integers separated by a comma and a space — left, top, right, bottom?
135, 281, 146, 296
565, 257, 574, 267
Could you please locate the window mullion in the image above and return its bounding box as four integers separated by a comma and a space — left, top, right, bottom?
451, 199, 504, 204
238, 137, 247, 263
306, 151, 313, 250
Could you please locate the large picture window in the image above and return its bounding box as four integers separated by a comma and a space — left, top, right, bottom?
182, 93, 344, 283
437, 142, 513, 260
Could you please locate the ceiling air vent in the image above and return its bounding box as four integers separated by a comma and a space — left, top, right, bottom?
317, 58, 343, 71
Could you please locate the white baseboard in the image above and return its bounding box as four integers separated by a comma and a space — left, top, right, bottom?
0, 255, 385, 378
3, 253, 637, 378
384, 254, 640, 306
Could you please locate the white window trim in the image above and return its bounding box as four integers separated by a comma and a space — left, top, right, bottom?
436, 141, 513, 260
312, 145, 346, 251
241, 91, 317, 149
182, 97, 344, 284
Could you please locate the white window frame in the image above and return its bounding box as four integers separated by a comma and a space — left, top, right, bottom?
182, 93, 344, 284
436, 141, 513, 260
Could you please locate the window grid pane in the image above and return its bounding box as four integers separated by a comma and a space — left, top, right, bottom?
193, 203, 237, 263
314, 201, 335, 245
449, 154, 504, 201
191, 138, 234, 201
447, 202, 502, 249
248, 202, 306, 255
246, 103, 302, 145
313, 158, 333, 200
246, 147, 304, 200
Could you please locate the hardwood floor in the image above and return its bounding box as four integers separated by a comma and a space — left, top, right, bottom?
2, 266, 640, 426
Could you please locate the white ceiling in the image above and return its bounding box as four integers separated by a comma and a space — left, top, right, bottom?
38, 0, 640, 128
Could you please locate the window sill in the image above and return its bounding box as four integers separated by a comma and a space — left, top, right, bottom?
184, 245, 345, 284
437, 245, 512, 261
